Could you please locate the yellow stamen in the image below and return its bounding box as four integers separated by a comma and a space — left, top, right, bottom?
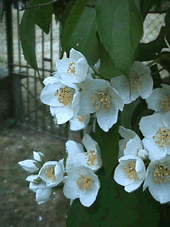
124, 161, 137, 180
46, 167, 56, 181
85, 150, 97, 167
76, 175, 92, 190
153, 165, 170, 184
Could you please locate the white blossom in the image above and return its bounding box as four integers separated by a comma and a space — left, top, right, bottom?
139, 113, 170, 161
18, 151, 44, 173
26, 175, 52, 204
69, 114, 90, 131
145, 84, 170, 116
77, 78, 124, 132
63, 166, 100, 207
56, 48, 89, 84
111, 61, 153, 104
118, 126, 149, 160
143, 154, 170, 204
38, 161, 64, 187
113, 155, 146, 192
40, 76, 80, 124
65, 134, 102, 172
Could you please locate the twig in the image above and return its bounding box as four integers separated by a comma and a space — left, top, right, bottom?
19, 0, 57, 11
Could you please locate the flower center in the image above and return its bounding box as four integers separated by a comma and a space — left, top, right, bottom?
76, 175, 92, 190
130, 71, 143, 91
67, 62, 76, 77
153, 165, 170, 184
77, 116, 85, 122
54, 86, 74, 106
159, 94, 170, 113
124, 161, 137, 180
85, 150, 97, 167
46, 167, 56, 181
153, 128, 170, 148
91, 92, 110, 111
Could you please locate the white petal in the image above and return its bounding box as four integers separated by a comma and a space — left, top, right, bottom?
119, 126, 137, 140
29, 181, 47, 192
79, 181, 100, 207
26, 175, 39, 182
70, 48, 85, 62
82, 134, 97, 152
111, 75, 131, 104
56, 57, 70, 73
18, 160, 38, 173
40, 83, 65, 107
70, 114, 90, 131
124, 136, 142, 156
125, 179, 142, 192
63, 177, 84, 199
77, 90, 95, 115
161, 84, 170, 96
75, 58, 89, 83
118, 139, 127, 159
66, 140, 84, 155
43, 73, 61, 86
33, 151, 44, 162
142, 138, 167, 161
50, 106, 73, 124
96, 102, 118, 132
108, 86, 124, 111
139, 113, 163, 138
138, 72, 153, 99
145, 88, 165, 112
36, 187, 52, 204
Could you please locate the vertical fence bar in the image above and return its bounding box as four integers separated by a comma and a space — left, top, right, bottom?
34, 25, 37, 127
50, 16, 54, 133
5, 0, 14, 118
41, 30, 45, 130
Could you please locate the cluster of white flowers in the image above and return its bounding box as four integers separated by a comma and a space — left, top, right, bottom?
18, 134, 101, 207
114, 98, 170, 204
19, 48, 170, 207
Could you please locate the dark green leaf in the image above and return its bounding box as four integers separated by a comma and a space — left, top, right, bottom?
61, 0, 89, 54
93, 122, 119, 178
98, 42, 122, 79
136, 26, 168, 61
120, 98, 140, 129
20, 0, 38, 70
96, 0, 143, 77
34, 0, 53, 34
67, 7, 99, 65
140, 0, 162, 19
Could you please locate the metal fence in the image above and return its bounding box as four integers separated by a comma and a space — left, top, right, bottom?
0, 1, 168, 135
1, 1, 68, 137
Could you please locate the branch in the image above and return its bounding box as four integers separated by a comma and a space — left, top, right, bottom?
19, 0, 57, 11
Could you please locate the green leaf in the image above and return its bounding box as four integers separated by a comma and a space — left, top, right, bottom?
61, 0, 89, 55
120, 98, 140, 129
34, 0, 53, 34
67, 7, 99, 65
67, 168, 160, 227
93, 122, 119, 178
20, 0, 38, 71
98, 42, 122, 79
96, 0, 143, 77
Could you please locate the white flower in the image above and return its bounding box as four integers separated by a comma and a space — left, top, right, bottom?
118, 126, 149, 160
65, 134, 102, 172
56, 48, 89, 84
63, 166, 100, 207
18, 160, 38, 173
145, 84, 170, 115
143, 154, 170, 204
111, 61, 153, 104
33, 151, 45, 162
40, 76, 80, 124
139, 113, 170, 162
69, 114, 90, 131
113, 155, 146, 192
38, 161, 64, 187
77, 78, 124, 132
26, 175, 52, 204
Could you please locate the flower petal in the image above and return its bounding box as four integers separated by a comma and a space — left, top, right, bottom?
36, 187, 52, 204
18, 160, 38, 173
